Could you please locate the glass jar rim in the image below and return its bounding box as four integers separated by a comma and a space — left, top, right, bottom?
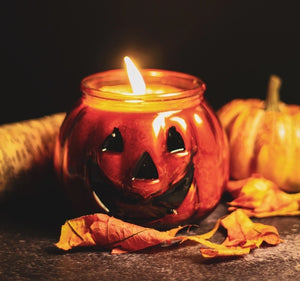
81, 69, 206, 102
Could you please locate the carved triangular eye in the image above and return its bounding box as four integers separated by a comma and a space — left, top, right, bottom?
167, 126, 185, 153
101, 128, 124, 152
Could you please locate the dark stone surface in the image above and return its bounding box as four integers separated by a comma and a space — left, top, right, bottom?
0, 182, 300, 281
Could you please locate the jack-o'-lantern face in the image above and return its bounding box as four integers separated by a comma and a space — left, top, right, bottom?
87, 111, 196, 225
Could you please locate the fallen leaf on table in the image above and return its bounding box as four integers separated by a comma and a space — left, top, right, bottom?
221, 209, 282, 247
55, 213, 184, 254
226, 174, 300, 217
55, 210, 282, 258
183, 209, 282, 258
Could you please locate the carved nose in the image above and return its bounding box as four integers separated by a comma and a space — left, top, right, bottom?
132, 152, 158, 180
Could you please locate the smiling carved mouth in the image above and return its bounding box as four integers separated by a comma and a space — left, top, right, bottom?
87, 157, 194, 223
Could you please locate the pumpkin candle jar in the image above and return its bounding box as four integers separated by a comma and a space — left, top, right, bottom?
54, 64, 229, 228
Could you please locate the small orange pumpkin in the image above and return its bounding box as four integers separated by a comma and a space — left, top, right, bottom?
218, 75, 300, 192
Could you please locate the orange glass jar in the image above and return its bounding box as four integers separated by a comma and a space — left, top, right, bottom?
54, 69, 229, 228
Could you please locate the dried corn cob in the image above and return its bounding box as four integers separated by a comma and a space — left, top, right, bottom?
0, 113, 65, 199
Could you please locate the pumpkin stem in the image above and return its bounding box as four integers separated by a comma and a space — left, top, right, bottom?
265, 74, 282, 112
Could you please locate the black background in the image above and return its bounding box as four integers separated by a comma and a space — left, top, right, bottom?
1, 4, 300, 280
2, 0, 300, 124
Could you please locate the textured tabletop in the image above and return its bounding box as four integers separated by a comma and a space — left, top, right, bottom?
0, 181, 300, 281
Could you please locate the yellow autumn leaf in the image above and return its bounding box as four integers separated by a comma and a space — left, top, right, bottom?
227, 174, 300, 217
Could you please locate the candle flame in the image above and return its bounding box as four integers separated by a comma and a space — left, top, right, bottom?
124, 56, 146, 94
